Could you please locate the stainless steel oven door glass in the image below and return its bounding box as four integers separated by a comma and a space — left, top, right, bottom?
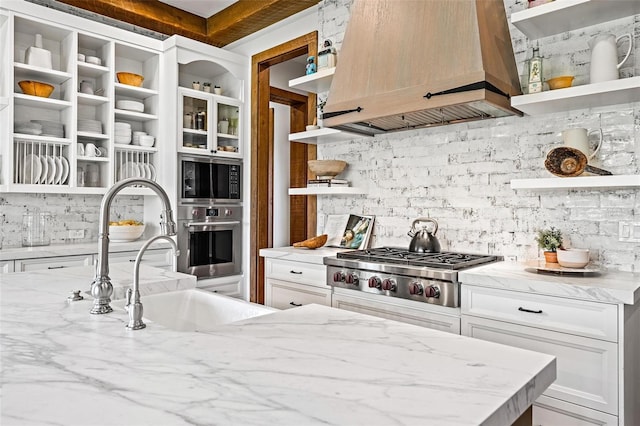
179, 155, 241, 204
177, 206, 242, 279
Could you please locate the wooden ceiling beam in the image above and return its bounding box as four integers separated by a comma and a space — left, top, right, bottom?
57, 0, 209, 44
206, 0, 318, 47
57, 0, 318, 47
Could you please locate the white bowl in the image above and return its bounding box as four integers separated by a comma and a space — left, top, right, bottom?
85, 56, 101, 65
116, 100, 144, 112
77, 53, 85, 62
557, 248, 590, 268
139, 135, 155, 147
109, 224, 145, 242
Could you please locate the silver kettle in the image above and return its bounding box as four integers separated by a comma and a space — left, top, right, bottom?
407, 218, 441, 253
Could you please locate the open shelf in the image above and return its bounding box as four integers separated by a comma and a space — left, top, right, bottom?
14, 62, 73, 84
288, 187, 366, 195
77, 131, 109, 140
288, 67, 336, 94
510, 175, 640, 190
77, 92, 109, 106
14, 94, 72, 110
77, 156, 109, 162
289, 127, 369, 145
13, 134, 71, 144
77, 62, 110, 78
114, 143, 158, 153
511, 0, 640, 40
114, 82, 158, 99
114, 109, 157, 121
511, 76, 640, 115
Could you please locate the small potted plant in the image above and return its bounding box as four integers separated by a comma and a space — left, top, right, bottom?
535, 227, 563, 263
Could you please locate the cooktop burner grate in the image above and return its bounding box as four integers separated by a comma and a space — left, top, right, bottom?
337, 247, 498, 270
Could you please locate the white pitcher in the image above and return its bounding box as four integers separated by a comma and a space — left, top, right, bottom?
562, 128, 603, 161
588, 33, 632, 84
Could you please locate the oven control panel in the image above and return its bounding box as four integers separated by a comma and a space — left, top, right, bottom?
178, 205, 242, 222
326, 266, 458, 308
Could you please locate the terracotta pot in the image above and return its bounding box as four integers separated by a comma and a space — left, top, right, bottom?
543, 251, 558, 263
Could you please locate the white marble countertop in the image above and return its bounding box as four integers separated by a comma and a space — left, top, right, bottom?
259, 246, 350, 265
459, 260, 640, 305
0, 239, 173, 261
1, 267, 555, 426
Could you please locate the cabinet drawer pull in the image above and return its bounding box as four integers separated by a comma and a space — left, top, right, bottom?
289, 270, 303, 274
289, 302, 302, 307
47, 266, 66, 270
518, 307, 543, 314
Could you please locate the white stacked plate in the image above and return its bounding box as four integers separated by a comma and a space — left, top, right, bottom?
15, 121, 43, 135
132, 131, 146, 145
116, 100, 144, 113
78, 119, 102, 134
114, 122, 132, 144
31, 120, 64, 138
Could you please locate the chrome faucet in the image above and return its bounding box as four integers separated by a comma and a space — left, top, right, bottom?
90, 178, 177, 315
125, 235, 179, 330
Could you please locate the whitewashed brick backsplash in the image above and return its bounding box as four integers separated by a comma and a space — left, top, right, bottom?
317, 0, 640, 272
0, 194, 143, 249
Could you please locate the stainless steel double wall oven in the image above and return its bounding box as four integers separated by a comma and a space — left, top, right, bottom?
177, 155, 242, 279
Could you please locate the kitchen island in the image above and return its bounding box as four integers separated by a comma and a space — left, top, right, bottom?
1, 267, 555, 425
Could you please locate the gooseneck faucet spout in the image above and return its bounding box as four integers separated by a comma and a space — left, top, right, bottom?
125, 235, 179, 330
90, 178, 176, 315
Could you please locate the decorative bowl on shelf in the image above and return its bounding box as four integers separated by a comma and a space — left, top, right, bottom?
116, 72, 144, 87
109, 223, 145, 242
557, 248, 590, 268
546, 75, 574, 90
18, 80, 54, 98
308, 159, 347, 179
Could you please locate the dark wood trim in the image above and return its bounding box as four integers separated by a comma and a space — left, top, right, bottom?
270, 87, 307, 106
250, 31, 318, 304
58, 0, 317, 47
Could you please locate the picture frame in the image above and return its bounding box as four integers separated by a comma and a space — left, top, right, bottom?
324, 214, 375, 250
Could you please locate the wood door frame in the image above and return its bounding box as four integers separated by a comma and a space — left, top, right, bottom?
250, 32, 318, 304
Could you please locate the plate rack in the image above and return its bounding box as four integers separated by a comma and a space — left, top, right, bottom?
115, 148, 156, 183
13, 139, 70, 186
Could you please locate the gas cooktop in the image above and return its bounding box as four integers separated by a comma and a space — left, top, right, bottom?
337, 247, 498, 270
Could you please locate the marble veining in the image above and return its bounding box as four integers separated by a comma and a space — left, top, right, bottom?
459, 261, 640, 305
260, 246, 350, 265
1, 267, 555, 425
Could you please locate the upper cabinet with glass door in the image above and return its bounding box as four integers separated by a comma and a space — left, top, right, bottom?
172, 37, 247, 159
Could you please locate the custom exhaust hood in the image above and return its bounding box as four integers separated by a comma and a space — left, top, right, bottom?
322, 0, 523, 136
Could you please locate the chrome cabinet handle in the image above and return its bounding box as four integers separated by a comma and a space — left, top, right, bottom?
289, 302, 302, 307
289, 270, 303, 274
518, 307, 543, 314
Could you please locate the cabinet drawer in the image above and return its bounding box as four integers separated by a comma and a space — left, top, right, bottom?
265, 259, 326, 288
332, 290, 460, 334
0, 260, 14, 274
265, 278, 331, 310
109, 249, 173, 269
533, 395, 618, 426
16, 254, 94, 272
462, 316, 618, 415
462, 285, 618, 342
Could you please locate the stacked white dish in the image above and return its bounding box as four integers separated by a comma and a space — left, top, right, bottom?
15, 121, 43, 135
85, 56, 102, 66
131, 131, 155, 147
114, 122, 132, 144
19, 154, 69, 185
116, 100, 144, 113
31, 120, 64, 138
77, 119, 102, 134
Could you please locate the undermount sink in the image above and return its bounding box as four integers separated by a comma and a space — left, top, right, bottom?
113, 289, 277, 331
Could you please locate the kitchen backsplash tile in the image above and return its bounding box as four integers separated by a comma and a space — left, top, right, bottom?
0, 194, 143, 249
317, 0, 640, 272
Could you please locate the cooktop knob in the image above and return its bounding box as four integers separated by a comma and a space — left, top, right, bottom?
368, 277, 381, 289
381, 278, 397, 292
333, 271, 345, 282
409, 282, 424, 295
425, 285, 440, 298
345, 273, 359, 285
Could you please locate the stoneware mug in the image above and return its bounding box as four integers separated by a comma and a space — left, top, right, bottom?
561, 128, 603, 161
76, 143, 85, 156
85, 143, 101, 157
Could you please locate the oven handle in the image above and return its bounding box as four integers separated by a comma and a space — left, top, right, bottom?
185, 221, 241, 228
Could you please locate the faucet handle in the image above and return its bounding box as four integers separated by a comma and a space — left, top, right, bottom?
67, 290, 84, 302
124, 288, 133, 312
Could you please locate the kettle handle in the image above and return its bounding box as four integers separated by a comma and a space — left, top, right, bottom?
616, 33, 633, 70
410, 217, 438, 235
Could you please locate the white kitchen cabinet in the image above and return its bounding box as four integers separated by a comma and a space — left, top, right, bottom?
1, 260, 15, 273
0, 6, 164, 195
332, 287, 461, 334
196, 275, 242, 297
264, 258, 330, 309
178, 87, 242, 157
461, 283, 640, 425
108, 248, 174, 270
15, 254, 94, 272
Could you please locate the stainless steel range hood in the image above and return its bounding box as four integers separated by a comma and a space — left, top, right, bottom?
322, 0, 523, 136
